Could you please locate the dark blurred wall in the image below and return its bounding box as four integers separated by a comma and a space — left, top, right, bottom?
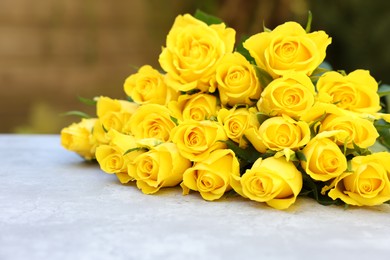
0, 0, 388, 133
308, 0, 390, 84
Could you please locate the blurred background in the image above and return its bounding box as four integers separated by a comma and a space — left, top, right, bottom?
1, 0, 389, 134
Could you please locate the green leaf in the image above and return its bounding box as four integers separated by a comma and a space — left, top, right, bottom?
263, 21, 271, 32
296, 151, 307, 162
256, 113, 270, 125
60, 110, 91, 119
77, 96, 97, 106
378, 84, 390, 97
300, 172, 343, 206
254, 66, 274, 88
170, 116, 179, 126
102, 124, 108, 133
235, 35, 255, 64
123, 147, 148, 156
194, 9, 223, 25
222, 139, 261, 164
305, 10, 313, 33
308, 112, 327, 137
310, 61, 332, 83
126, 96, 134, 102
375, 119, 390, 150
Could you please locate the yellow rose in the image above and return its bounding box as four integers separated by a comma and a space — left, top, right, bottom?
170, 120, 227, 162
96, 96, 139, 134
91, 118, 110, 146
96, 96, 138, 118
212, 52, 261, 106
128, 104, 176, 142
245, 115, 310, 153
181, 149, 240, 201
244, 21, 331, 78
158, 14, 235, 92
301, 131, 347, 181
328, 152, 390, 206
95, 130, 144, 183
123, 65, 179, 105
128, 142, 191, 194
61, 118, 97, 160
320, 113, 379, 149
230, 156, 302, 210
316, 70, 381, 114
300, 101, 343, 123
217, 107, 259, 147
257, 72, 316, 119
168, 93, 218, 122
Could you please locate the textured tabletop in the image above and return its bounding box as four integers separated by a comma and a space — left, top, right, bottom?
0, 134, 389, 260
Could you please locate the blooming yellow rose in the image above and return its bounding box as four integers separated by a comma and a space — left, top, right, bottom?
91, 118, 110, 146
123, 65, 179, 105
328, 152, 390, 206
217, 107, 259, 147
96, 96, 138, 119
301, 131, 347, 181
158, 14, 235, 92
257, 72, 316, 119
320, 113, 379, 149
170, 120, 227, 162
212, 52, 261, 106
181, 149, 240, 201
230, 156, 302, 210
316, 70, 381, 114
244, 21, 331, 78
96, 96, 139, 135
95, 130, 144, 183
128, 142, 191, 194
245, 114, 310, 153
61, 118, 97, 160
168, 93, 218, 122
128, 104, 176, 142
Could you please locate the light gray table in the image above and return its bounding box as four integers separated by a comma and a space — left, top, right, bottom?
1, 134, 389, 260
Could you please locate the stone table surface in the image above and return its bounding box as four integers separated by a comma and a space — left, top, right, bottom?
1, 134, 390, 260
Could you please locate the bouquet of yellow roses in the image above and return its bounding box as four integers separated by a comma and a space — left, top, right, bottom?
61, 11, 390, 210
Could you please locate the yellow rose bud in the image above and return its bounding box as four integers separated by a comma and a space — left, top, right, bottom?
317, 70, 381, 114
128, 104, 176, 142
328, 152, 390, 206
217, 107, 259, 148
257, 72, 316, 119
245, 115, 310, 153
230, 156, 302, 210
95, 130, 144, 183
124, 65, 179, 105
168, 93, 218, 122
301, 131, 347, 181
171, 120, 227, 162
244, 21, 331, 78
158, 14, 235, 92
320, 113, 379, 149
181, 149, 240, 201
128, 142, 191, 194
213, 52, 261, 106
61, 118, 97, 160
